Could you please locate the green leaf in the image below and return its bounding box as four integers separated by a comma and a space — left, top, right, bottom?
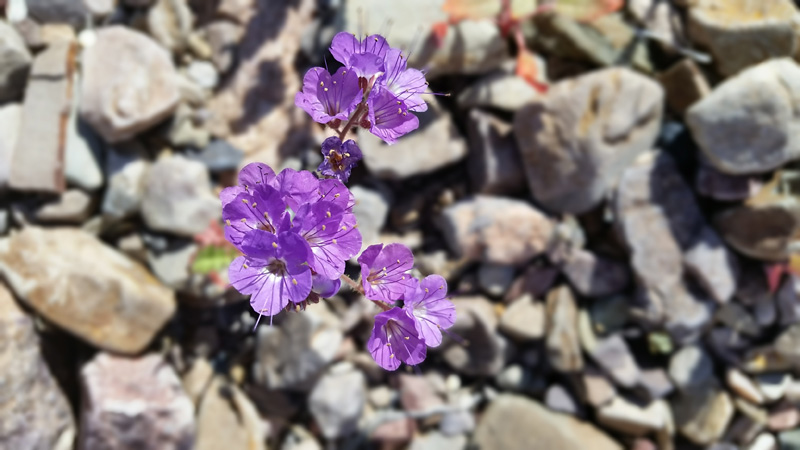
191, 245, 239, 275
648, 332, 673, 355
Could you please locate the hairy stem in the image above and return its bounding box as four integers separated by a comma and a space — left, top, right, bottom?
339, 274, 393, 311
338, 102, 366, 140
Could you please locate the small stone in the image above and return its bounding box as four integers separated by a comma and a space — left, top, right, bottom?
658, 59, 711, 116
359, 99, 467, 180
399, 374, 444, 413
350, 185, 390, 250
0, 103, 21, 188
589, 334, 641, 389
370, 416, 417, 443
628, 0, 687, 51
505, 263, 559, 302
35, 189, 93, 223
673, 387, 735, 445
0, 283, 76, 450
638, 368, 675, 401
597, 397, 669, 436
779, 429, 800, 449
186, 60, 219, 89
80, 26, 180, 143
687, 0, 798, 77
582, 367, 617, 407
147, 0, 194, 54
727, 368, 766, 405
308, 365, 366, 439
419, 19, 508, 77
196, 377, 266, 450
141, 154, 220, 237
40, 24, 75, 45
102, 157, 149, 220
64, 89, 104, 191
186, 139, 244, 172
669, 345, 715, 392
774, 324, 800, 368
478, 263, 516, 297
561, 249, 630, 298
546, 286, 584, 373
165, 103, 210, 149
9, 40, 74, 193
26, 0, 88, 26
545, 384, 579, 416
473, 395, 622, 450
686, 58, 800, 175
439, 195, 553, 266
181, 358, 213, 406
83, 0, 114, 16
696, 163, 762, 201
0, 227, 176, 354
767, 402, 800, 431
716, 302, 761, 337
499, 295, 545, 342
79, 353, 195, 449
589, 295, 629, 336
756, 373, 792, 403
0, 21, 31, 102
458, 73, 541, 112
776, 276, 800, 326
202, 20, 243, 74
683, 227, 739, 304
409, 431, 467, 450
495, 364, 538, 393
514, 67, 663, 214
368, 386, 396, 409
147, 242, 197, 290
443, 297, 508, 377
749, 433, 778, 450
466, 109, 526, 195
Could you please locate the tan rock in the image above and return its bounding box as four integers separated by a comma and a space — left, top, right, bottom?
546, 286, 584, 373
196, 377, 267, 450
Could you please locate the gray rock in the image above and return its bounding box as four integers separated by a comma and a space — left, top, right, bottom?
35, 189, 93, 223
187, 139, 244, 172
359, 99, 467, 179
141, 154, 219, 237
687, 58, 800, 174
350, 185, 390, 250
561, 249, 630, 298
439, 196, 553, 266
589, 334, 641, 388
9, 40, 74, 193
0, 227, 176, 354
422, 19, 508, 77
716, 302, 760, 337
308, 364, 366, 439
780, 428, 800, 450
669, 345, 715, 392
777, 276, 800, 326
582, 367, 617, 407
103, 155, 150, 219
254, 305, 343, 391
545, 384, 580, 416
84, 0, 114, 16
80, 26, 180, 143
0, 210, 7, 235
443, 297, 508, 377
505, 263, 560, 301
687, 0, 798, 77
399, 374, 444, 413
458, 73, 541, 112
696, 163, 762, 201
546, 286, 584, 373
79, 353, 195, 450
147, 0, 194, 54
0, 283, 76, 450
202, 20, 243, 74
147, 242, 197, 290
0, 103, 22, 189
683, 227, 739, 304
514, 67, 663, 214
466, 109, 526, 195
477, 263, 515, 297
499, 295, 545, 342
472, 395, 622, 450
409, 431, 467, 450
673, 387, 734, 445
165, 103, 210, 148
629, 0, 688, 52
64, 109, 104, 191
597, 398, 671, 436
639, 368, 675, 401
26, 0, 88, 26
0, 21, 31, 102
196, 377, 266, 450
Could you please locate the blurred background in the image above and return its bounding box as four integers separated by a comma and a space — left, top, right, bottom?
1, 0, 800, 449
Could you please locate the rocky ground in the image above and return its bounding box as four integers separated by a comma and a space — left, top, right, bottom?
1, 0, 800, 449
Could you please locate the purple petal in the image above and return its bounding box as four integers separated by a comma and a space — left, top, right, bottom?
276, 231, 315, 274
219, 185, 244, 207
403, 275, 454, 347
317, 178, 356, 211
348, 52, 385, 79
222, 187, 286, 249
367, 308, 427, 370
330, 32, 392, 79
276, 168, 320, 211
329, 32, 359, 66
312, 274, 341, 298
318, 137, 363, 183
358, 243, 416, 302
295, 67, 361, 124
378, 49, 428, 113
367, 88, 419, 145
238, 162, 277, 189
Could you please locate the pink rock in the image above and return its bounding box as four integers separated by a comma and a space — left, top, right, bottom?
370, 417, 417, 443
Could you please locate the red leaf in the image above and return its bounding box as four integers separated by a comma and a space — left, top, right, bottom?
765, 263, 788, 295
516, 48, 548, 93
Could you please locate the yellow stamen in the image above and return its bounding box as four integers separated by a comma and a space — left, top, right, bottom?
272, 242, 278, 248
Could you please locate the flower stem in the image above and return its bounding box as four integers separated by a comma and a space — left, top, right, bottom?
338, 103, 366, 140
339, 274, 393, 311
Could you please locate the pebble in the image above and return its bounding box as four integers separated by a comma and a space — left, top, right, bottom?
458, 73, 541, 112
727, 368, 766, 405
767, 402, 800, 432
443, 297, 508, 377
146, 242, 198, 290
146, 0, 194, 54
499, 295, 545, 342
514, 67, 663, 214
597, 397, 670, 436
561, 249, 630, 298
0, 21, 31, 103
544, 384, 580, 416
638, 368, 675, 401
308, 364, 366, 439
669, 345, 716, 392
673, 387, 734, 445
187, 60, 219, 90
103, 157, 150, 220
696, 163, 762, 202
350, 185, 390, 250
186, 139, 244, 172
545, 286, 584, 373
466, 109, 527, 195
756, 373, 792, 403
589, 334, 641, 389
409, 431, 467, 450
582, 367, 617, 407
196, 376, 266, 450
26, 0, 88, 26
0, 226, 176, 354
477, 263, 516, 297
0, 103, 22, 188
35, 189, 94, 223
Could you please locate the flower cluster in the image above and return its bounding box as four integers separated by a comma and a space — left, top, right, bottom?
221, 32, 453, 372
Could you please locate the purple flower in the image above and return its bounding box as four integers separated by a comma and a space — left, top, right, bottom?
219, 162, 277, 207
274, 168, 321, 212
296, 201, 362, 280
312, 273, 342, 298
377, 48, 428, 113
318, 136, 363, 183
403, 275, 455, 347
330, 32, 391, 79
222, 184, 287, 249
367, 87, 419, 144
317, 178, 356, 211
229, 230, 313, 325
295, 66, 362, 125
367, 307, 426, 371
358, 243, 416, 303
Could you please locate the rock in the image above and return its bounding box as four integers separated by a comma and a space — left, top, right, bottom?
0, 283, 76, 450
84, 0, 114, 16
780, 429, 800, 449
186, 60, 218, 90
409, 431, 467, 450
181, 358, 213, 406
103, 156, 149, 220
628, 0, 687, 51
0, 227, 176, 354
750, 433, 778, 450
165, 103, 210, 148
499, 295, 545, 342
443, 297, 507, 377
716, 302, 760, 337
0, 21, 31, 102
616, 152, 722, 342
686, 58, 800, 175
639, 368, 675, 401
683, 227, 739, 304
767, 401, 799, 431
35, 189, 93, 223
368, 386, 396, 409
466, 109, 526, 195
141, 154, 220, 237
687, 0, 798, 77
587, 295, 628, 336
561, 249, 630, 297
308, 364, 366, 439
147, 242, 197, 290
370, 416, 417, 443
0, 210, 7, 235
458, 73, 541, 112
495, 364, 541, 394
597, 398, 670, 436
727, 368, 765, 404
477, 263, 515, 297
545, 384, 580, 416
26, 0, 88, 26
658, 58, 710, 116
582, 367, 617, 407
472, 394, 622, 450
203, 20, 243, 74
589, 334, 641, 388
756, 373, 792, 403
196, 377, 266, 450
545, 286, 583, 373
696, 163, 763, 201
514, 67, 663, 214
673, 387, 734, 445
253, 305, 343, 391
350, 185, 390, 250
147, 0, 194, 54
0, 103, 22, 188
9, 40, 74, 193
64, 82, 104, 191
421, 19, 508, 77
669, 345, 715, 392
79, 353, 195, 449
777, 276, 800, 326
505, 263, 559, 301
80, 26, 180, 143
359, 99, 467, 179
281, 426, 322, 450
439, 196, 553, 265
399, 374, 444, 413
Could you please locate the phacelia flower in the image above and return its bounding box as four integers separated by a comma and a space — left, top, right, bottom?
377, 48, 428, 113
403, 275, 456, 347
367, 87, 419, 144
229, 230, 313, 325
367, 307, 427, 371
219, 162, 276, 207
295, 66, 362, 125
358, 243, 416, 302
330, 32, 391, 79
295, 201, 362, 280
221, 184, 287, 250
318, 136, 363, 183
